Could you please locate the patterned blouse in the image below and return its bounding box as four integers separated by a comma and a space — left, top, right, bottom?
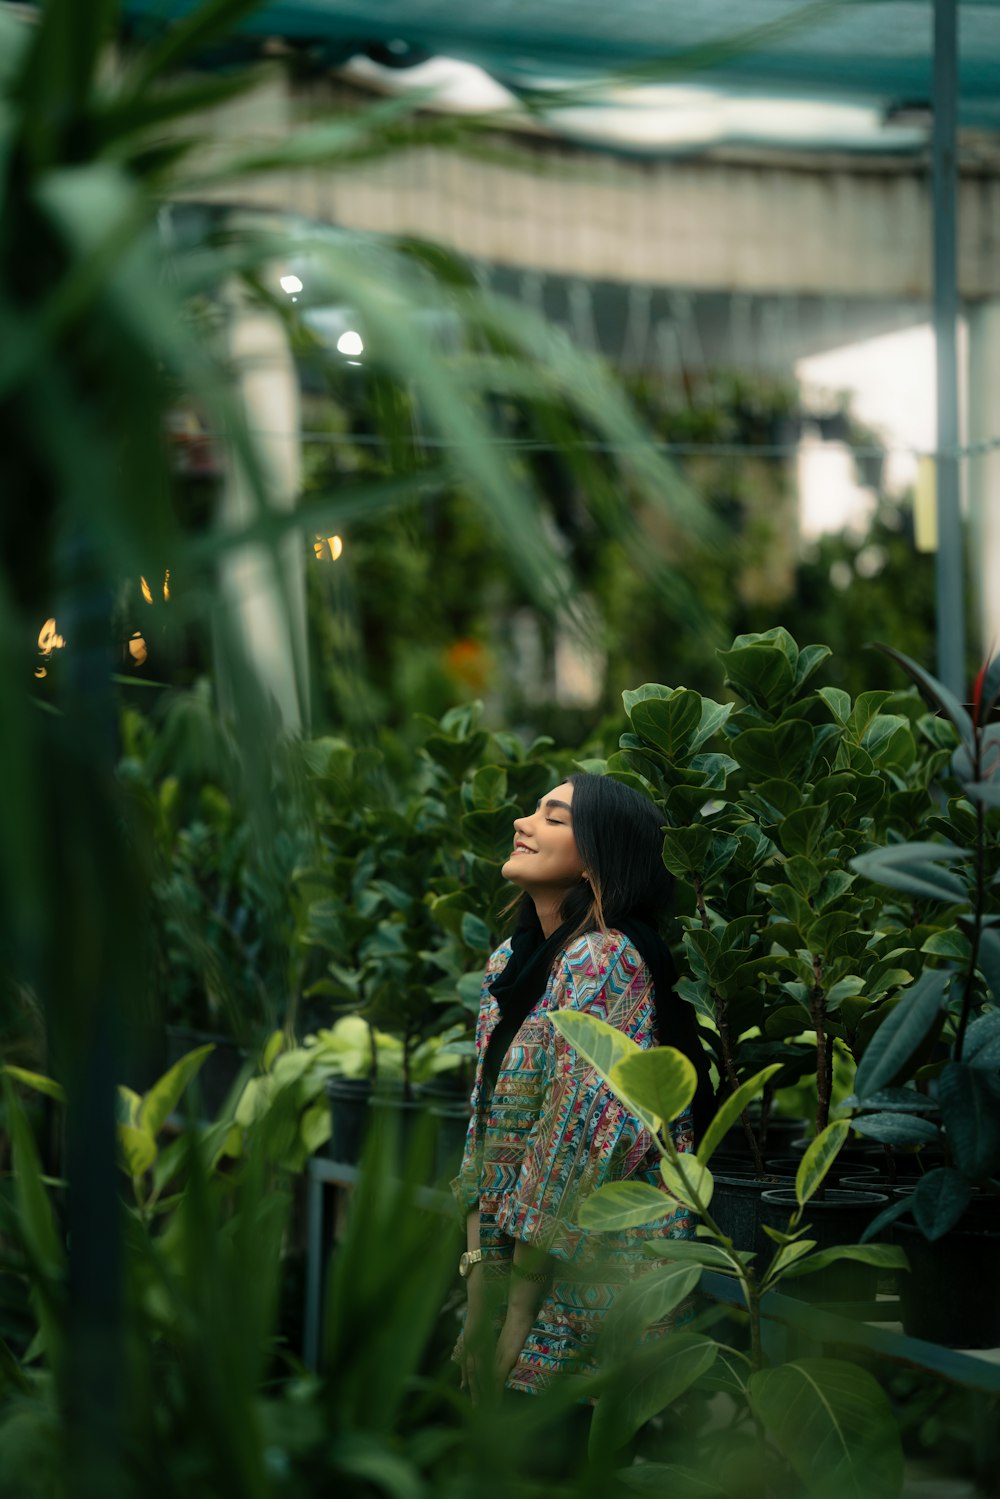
452, 927, 695, 1395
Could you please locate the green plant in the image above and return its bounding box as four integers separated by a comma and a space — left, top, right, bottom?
594, 628, 939, 1170
843, 648, 1000, 1243
546, 1007, 907, 1493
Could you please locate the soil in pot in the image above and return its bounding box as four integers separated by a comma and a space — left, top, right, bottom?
759, 1188, 889, 1302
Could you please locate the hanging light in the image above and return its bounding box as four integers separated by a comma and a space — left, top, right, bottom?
336, 330, 364, 357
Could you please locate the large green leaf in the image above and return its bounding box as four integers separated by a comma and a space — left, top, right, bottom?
659, 1154, 714, 1214
630, 691, 703, 759
697, 1063, 783, 1166
138, 1044, 215, 1137
643, 1239, 747, 1273
749, 1358, 902, 1499
550, 1010, 656, 1132
610, 1047, 697, 1128
600, 1261, 703, 1358
717, 643, 795, 712
851, 1113, 940, 1147
590, 1332, 718, 1458
795, 1121, 849, 1210
576, 1180, 673, 1232
853, 968, 949, 1098
779, 1244, 909, 1280
912, 1167, 972, 1240
731, 720, 813, 781
936, 1062, 1000, 1180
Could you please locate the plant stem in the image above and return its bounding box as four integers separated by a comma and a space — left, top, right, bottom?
694, 875, 764, 1174
810, 954, 831, 1135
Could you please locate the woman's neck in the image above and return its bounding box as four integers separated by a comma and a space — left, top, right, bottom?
531, 896, 565, 940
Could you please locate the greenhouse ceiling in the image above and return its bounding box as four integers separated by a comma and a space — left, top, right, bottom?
121, 1, 1000, 143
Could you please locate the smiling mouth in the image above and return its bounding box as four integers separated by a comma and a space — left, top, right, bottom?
511, 844, 536, 855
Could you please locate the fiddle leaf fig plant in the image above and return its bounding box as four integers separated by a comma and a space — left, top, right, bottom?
605, 628, 937, 1169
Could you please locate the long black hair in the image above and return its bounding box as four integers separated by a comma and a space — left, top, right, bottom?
493, 772, 714, 1138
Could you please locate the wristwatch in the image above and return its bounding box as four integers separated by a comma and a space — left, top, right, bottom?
458, 1249, 483, 1278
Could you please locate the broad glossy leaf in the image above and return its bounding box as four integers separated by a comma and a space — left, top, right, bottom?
550, 1010, 655, 1131
601, 1261, 703, 1357
590, 1332, 718, 1457
964, 1009, 1000, 1065
852, 1113, 940, 1146
622, 683, 675, 716
139, 1044, 214, 1137
795, 1121, 849, 1209
660, 1153, 714, 1213
731, 720, 812, 781
630, 691, 703, 759
912, 1167, 972, 1240
937, 1062, 1000, 1179
697, 1063, 783, 1166
718, 642, 795, 712
576, 1180, 672, 1232
779, 1243, 909, 1279
689, 699, 734, 752
749, 1358, 902, 1499
611, 1047, 697, 1127
854, 968, 949, 1097
643, 1240, 746, 1272
661, 825, 712, 877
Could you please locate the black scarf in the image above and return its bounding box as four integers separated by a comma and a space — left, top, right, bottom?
483, 905, 714, 1143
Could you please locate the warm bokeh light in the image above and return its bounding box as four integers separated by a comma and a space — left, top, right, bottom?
312, 535, 344, 561
163, 568, 171, 601
128, 632, 148, 666
140, 576, 153, 604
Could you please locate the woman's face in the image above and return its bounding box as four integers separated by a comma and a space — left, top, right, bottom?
502, 781, 586, 894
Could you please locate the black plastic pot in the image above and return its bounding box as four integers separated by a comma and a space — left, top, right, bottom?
759, 1188, 889, 1302
711, 1170, 785, 1264
325, 1076, 373, 1164
765, 1156, 880, 1188
895, 1209, 1000, 1348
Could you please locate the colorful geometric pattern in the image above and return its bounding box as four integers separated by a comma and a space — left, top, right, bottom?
452, 929, 696, 1395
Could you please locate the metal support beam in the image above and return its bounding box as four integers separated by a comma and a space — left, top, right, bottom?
933, 0, 966, 695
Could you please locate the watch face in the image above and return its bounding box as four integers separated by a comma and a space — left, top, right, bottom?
459, 1252, 470, 1278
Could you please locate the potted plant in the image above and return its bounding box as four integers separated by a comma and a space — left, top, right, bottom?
844, 649, 1000, 1346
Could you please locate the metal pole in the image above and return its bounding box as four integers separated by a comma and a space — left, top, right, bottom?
933, 0, 966, 694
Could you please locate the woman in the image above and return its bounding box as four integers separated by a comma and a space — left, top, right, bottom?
452, 771, 713, 1403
